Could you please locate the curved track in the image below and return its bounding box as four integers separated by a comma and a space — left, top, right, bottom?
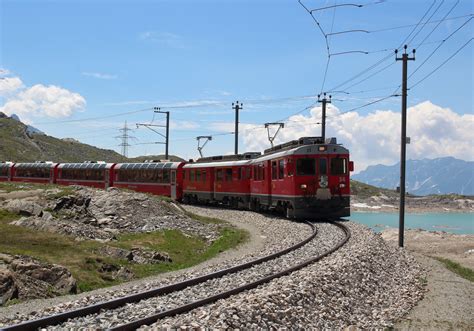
3, 220, 325, 331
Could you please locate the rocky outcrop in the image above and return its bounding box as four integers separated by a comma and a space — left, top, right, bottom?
98, 246, 172, 264
4, 187, 220, 242
0, 254, 77, 306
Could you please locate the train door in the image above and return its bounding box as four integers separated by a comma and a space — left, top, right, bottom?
170, 170, 177, 199
105, 169, 110, 189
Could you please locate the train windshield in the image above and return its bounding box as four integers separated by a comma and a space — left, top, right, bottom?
331, 158, 348, 175
296, 158, 316, 176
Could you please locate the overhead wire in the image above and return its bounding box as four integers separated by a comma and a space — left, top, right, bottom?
409, 16, 472, 79
410, 37, 473, 89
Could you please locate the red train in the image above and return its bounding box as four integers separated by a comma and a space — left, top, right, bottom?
0, 136, 353, 219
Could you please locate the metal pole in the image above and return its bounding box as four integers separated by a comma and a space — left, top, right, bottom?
232, 101, 242, 155
396, 45, 415, 248
165, 111, 170, 159
318, 93, 331, 142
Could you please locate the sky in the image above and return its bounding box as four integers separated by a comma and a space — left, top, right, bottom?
0, 0, 473, 172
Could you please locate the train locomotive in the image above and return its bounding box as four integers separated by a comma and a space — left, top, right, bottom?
0, 136, 353, 219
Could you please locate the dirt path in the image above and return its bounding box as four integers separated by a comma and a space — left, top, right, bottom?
394, 253, 474, 330
381, 229, 474, 329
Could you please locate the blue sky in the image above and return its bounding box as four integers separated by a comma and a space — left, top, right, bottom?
0, 0, 472, 166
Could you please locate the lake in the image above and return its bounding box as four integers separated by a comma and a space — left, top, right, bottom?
347, 212, 474, 235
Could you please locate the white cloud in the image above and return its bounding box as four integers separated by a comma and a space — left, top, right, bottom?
238, 101, 474, 172
1, 83, 86, 121
139, 31, 185, 48
0, 76, 24, 96
0, 68, 11, 76
82, 72, 118, 80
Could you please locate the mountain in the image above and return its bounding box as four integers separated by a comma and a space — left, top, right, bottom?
0, 113, 129, 163
353, 157, 474, 196
0, 113, 186, 163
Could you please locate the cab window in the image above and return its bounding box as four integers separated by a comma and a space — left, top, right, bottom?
319, 158, 327, 175
331, 158, 347, 175
296, 158, 316, 176
278, 159, 284, 179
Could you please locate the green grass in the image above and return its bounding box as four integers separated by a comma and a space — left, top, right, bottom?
0, 205, 248, 298
433, 257, 474, 282
0, 182, 74, 198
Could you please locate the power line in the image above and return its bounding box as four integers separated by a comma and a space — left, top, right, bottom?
410, 37, 473, 89
368, 14, 472, 33
35, 107, 153, 125
407, 0, 445, 45
416, 0, 461, 48
409, 17, 472, 79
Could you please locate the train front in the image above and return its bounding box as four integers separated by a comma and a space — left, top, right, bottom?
288, 139, 353, 219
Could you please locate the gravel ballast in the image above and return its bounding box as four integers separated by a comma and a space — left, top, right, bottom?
0, 206, 425, 329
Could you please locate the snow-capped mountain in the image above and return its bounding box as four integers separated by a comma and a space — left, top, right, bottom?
352, 157, 474, 196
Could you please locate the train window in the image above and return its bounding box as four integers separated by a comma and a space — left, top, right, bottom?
260, 164, 265, 180
271, 161, 277, 180
246, 167, 251, 180
319, 158, 327, 175
216, 169, 223, 182
190, 170, 195, 182
278, 160, 284, 179
202, 170, 207, 182
157, 169, 163, 183
163, 169, 170, 183
296, 158, 316, 176
196, 170, 201, 182
237, 167, 242, 180
253, 166, 258, 180
0, 166, 8, 177
331, 158, 347, 175
225, 168, 233, 182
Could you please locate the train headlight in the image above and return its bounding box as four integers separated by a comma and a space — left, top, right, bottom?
339, 183, 346, 188
300, 184, 307, 189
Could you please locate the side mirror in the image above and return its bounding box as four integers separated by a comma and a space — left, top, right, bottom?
349, 161, 354, 172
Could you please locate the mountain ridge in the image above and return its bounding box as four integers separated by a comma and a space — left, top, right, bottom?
353, 157, 474, 195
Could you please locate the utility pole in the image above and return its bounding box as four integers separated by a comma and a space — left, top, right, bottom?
136, 107, 170, 159
318, 93, 331, 142
232, 101, 242, 155
116, 121, 134, 158
196, 136, 212, 158
264, 122, 284, 147
395, 45, 415, 248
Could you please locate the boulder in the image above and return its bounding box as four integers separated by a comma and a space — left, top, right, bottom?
5, 199, 43, 216
0, 268, 18, 306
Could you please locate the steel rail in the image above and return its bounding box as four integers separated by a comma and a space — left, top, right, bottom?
111, 221, 351, 331
2, 221, 318, 331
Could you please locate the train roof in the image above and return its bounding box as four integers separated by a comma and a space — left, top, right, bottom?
0, 162, 14, 168
184, 159, 252, 169
114, 162, 181, 170
13, 162, 57, 169
58, 163, 114, 170
252, 137, 349, 163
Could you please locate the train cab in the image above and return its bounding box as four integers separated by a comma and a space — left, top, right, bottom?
250, 137, 353, 219
11, 162, 58, 184
0, 162, 14, 182
112, 161, 185, 200
56, 162, 115, 189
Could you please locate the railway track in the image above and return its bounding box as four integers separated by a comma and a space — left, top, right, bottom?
2, 221, 350, 331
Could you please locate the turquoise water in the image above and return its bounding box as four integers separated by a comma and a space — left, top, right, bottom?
348, 212, 474, 235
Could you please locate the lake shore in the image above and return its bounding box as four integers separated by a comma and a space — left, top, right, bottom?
381, 228, 474, 330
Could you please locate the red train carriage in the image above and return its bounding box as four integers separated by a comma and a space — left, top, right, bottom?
56, 162, 115, 189
249, 137, 353, 219
112, 161, 185, 200
11, 162, 58, 184
183, 153, 257, 207
0, 162, 14, 182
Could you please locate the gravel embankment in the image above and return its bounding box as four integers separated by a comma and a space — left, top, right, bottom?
0, 206, 425, 329
0, 207, 310, 327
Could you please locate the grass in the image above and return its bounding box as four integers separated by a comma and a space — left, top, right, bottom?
0, 203, 248, 299
433, 257, 474, 282
0, 182, 74, 198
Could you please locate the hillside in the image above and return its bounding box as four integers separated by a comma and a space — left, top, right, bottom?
1, 114, 131, 163
353, 157, 474, 196
128, 154, 185, 162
